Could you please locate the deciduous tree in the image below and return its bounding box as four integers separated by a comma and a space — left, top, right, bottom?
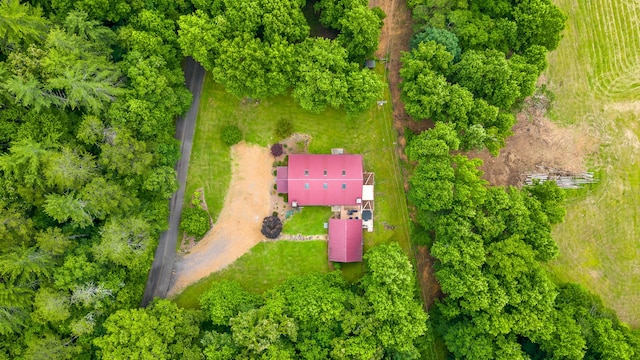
361, 243, 428, 358
292, 38, 350, 113
451, 49, 520, 110
200, 281, 261, 326
315, 0, 368, 30
94, 299, 203, 359
337, 5, 383, 62
93, 217, 152, 270
343, 67, 384, 114
513, 0, 567, 51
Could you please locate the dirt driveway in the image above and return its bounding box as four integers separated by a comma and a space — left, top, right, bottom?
167, 143, 272, 296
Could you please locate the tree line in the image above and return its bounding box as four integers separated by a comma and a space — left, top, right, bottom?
178, 0, 386, 113
401, 0, 564, 154
402, 0, 640, 358
94, 244, 428, 360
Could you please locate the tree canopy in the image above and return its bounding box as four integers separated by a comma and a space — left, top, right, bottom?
94, 299, 203, 359
405, 124, 640, 359
177, 0, 384, 113
401, 4, 638, 351
198, 243, 428, 359
0, 1, 190, 357
401, 0, 565, 152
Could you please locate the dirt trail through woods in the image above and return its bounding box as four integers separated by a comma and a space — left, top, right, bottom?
370, 0, 442, 307
167, 143, 272, 296
370, 0, 428, 136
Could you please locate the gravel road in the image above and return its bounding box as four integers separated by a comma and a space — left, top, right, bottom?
141, 58, 205, 307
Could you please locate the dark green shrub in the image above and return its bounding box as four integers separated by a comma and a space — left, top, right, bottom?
410, 221, 433, 247
180, 207, 210, 239
221, 125, 242, 145
275, 118, 293, 139
371, 6, 386, 26
275, 155, 289, 167
410, 27, 461, 62
191, 190, 202, 207
199, 281, 261, 326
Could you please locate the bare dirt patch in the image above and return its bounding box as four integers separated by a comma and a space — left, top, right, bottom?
467, 97, 599, 187
279, 133, 312, 154
168, 143, 273, 296
415, 246, 443, 310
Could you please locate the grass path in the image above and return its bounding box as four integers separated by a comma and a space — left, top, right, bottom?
546, 0, 640, 327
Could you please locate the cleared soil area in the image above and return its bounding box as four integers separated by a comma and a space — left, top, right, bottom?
415, 246, 443, 309
467, 94, 599, 187
168, 143, 272, 296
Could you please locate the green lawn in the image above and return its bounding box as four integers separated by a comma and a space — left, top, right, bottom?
183, 73, 233, 221
177, 64, 411, 300
172, 241, 330, 309
545, 0, 640, 327
282, 206, 332, 235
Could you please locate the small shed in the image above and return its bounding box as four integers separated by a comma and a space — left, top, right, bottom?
364, 59, 376, 69
328, 218, 363, 263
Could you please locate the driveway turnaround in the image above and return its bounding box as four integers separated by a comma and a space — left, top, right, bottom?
167, 143, 273, 296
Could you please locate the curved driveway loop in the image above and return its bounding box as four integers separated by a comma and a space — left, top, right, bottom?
167, 144, 272, 297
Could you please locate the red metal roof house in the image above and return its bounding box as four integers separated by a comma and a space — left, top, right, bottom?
281, 154, 363, 206
277, 153, 366, 263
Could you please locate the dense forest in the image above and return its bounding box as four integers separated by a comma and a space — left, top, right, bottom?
402, 0, 640, 358
94, 244, 427, 359
0, 0, 194, 357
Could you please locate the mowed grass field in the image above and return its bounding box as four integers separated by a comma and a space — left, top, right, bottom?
545, 0, 640, 327
175, 65, 412, 306
173, 241, 330, 309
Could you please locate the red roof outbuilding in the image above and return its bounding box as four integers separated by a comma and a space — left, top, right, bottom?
286, 154, 363, 206
328, 218, 363, 262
